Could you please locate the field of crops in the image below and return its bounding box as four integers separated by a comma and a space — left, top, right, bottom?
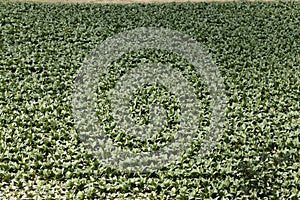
0, 1, 300, 199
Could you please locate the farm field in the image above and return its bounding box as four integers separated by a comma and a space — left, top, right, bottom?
0, 1, 300, 199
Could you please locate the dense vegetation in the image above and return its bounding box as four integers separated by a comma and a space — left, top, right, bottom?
0, 1, 299, 199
